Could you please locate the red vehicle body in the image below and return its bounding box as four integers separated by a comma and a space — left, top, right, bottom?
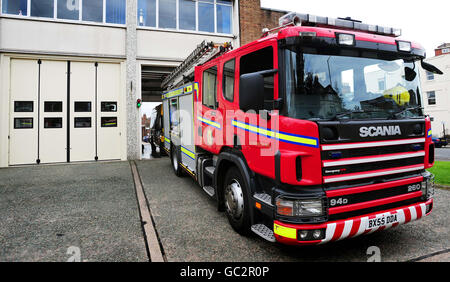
164, 13, 438, 245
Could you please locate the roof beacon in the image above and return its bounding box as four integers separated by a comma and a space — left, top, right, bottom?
279, 12, 402, 37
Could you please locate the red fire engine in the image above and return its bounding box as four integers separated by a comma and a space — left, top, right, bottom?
160, 12, 441, 245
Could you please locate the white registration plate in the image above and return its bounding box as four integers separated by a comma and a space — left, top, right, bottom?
366, 214, 398, 230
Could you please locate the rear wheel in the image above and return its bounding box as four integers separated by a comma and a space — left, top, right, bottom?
223, 166, 251, 235
171, 145, 183, 177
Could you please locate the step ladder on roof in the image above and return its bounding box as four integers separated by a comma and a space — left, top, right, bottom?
161, 40, 233, 90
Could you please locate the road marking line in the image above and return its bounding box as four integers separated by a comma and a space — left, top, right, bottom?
130, 161, 165, 262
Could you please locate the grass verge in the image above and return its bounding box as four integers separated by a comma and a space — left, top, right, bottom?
427, 161, 450, 187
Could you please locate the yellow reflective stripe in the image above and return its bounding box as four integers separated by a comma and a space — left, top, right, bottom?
232, 120, 318, 147
276, 132, 318, 147
163, 83, 196, 99
165, 136, 171, 143
273, 223, 297, 239
181, 146, 195, 159
198, 116, 221, 129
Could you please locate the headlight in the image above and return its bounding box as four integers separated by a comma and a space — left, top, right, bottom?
421, 174, 435, 200
276, 198, 324, 217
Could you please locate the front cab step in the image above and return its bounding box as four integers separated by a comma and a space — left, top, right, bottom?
251, 224, 276, 242
202, 185, 215, 197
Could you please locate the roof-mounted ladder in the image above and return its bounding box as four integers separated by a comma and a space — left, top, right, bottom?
161, 40, 232, 89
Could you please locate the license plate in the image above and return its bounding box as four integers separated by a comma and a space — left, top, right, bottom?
366, 214, 398, 230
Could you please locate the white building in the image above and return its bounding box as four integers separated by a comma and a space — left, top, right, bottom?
421, 43, 450, 138
0, 0, 240, 167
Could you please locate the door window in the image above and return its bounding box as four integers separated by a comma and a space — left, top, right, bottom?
14, 101, 34, 112
44, 101, 63, 112
75, 102, 92, 112
222, 59, 235, 102
14, 118, 33, 129
202, 66, 218, 109
44, 118, 63, 128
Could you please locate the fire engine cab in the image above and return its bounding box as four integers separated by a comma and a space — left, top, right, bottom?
160, 12, 441, 245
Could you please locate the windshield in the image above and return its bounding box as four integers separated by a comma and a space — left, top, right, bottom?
283, 48, 423, 120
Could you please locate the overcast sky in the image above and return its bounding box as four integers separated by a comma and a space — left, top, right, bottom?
261, 0, 448, 58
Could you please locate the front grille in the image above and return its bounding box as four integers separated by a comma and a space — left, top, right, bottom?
328, 182, 422, 209
324, 171, 421, 190
321, 138, 426, 220
328, 197, 423, 221
321, 143, 424, 160
323, 156, 424, 176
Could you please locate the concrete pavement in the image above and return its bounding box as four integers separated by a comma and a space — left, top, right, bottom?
0, 161, 148, 262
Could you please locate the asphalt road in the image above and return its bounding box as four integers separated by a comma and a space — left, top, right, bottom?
436, 147, 450, 161
137, 158, 450, 262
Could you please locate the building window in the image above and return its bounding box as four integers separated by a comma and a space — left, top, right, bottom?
179, 0, 196, 31
31, 0, 54, 18
82, 0, 104, 22
2, 0, 27, 16
159, 0, 176, 29
106, 0, 126, 24
427, 91, 436, 105
57, 0, 79, 20
2, 0, 126, 25
216, 1, 232, 34
198, 0, 214, 32
426, 71, 435, 81
137, 0, 233, 34
138, 0, 156, 27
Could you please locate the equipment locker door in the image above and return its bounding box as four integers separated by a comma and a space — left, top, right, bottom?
163, 99, 171, 151
179, 93, 195, 173
9, 59, 39, 165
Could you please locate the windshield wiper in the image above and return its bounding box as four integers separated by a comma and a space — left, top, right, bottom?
331, 110, 382, 121
391, 106, 423, 119
331, 110, 364, 120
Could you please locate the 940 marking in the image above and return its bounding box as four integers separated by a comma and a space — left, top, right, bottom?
330, 197, 349, 207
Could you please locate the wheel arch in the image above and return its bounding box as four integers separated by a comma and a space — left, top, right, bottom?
215, 148, 255, 214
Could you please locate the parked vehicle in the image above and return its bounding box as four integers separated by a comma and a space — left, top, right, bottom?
432, 137, 448, 148
160, 12, 440, 245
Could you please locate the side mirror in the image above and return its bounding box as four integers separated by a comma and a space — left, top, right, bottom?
404, 67, 417, 81
239, 69, 277, 111
421, 60, 443, 75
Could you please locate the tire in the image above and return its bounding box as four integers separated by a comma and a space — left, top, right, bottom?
223, 166, 251, 235
170, 145, 184, 177
160, 143, 168, 156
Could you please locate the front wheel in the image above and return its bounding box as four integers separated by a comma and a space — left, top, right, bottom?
223, 166, 251, 235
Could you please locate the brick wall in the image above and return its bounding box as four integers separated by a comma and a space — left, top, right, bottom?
239, 0, 287, 46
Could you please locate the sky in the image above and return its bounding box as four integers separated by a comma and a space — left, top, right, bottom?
260, 0, 449, 58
